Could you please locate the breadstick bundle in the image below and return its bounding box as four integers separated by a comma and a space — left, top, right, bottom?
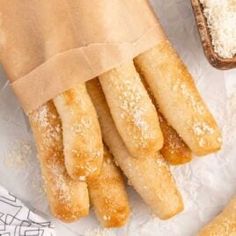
87, 79, 184, 220
0, 0, 135, 225
97, 3, 223, 165
29, 101, 130, 226
134, 38, 222, 156
0, 0, 223, 230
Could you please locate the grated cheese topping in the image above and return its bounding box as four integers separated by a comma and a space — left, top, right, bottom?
200, 0, 236, 58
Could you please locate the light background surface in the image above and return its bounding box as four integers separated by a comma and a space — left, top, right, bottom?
0, 0, 235, 235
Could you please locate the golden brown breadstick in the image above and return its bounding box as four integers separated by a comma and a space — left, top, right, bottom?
198, 197, 236, 236
87, 79, 183, 219
29, 101, 89, 222
99, 62, 163, 158
53, 85, 103, 180
159, 113, 192, 165
140, 77, 192, 165
134, 40, 222, 156
88, 146, 130, 228
39, 1, 104, 180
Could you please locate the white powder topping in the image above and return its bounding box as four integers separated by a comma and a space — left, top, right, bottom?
31, 105, 50, 128
48, 160, 72, 203
30, 105, 61, 148
71, 117, 92, 134
172, 79, 205, 115
200, 0, 236, 58
133, 109, 146, 129
193, 122, 215, 136
109, 75, 154, 148
30, 104, 73, 204
78, 176, 87, 181
192, 121, 217, 147
102, 215, 111, 221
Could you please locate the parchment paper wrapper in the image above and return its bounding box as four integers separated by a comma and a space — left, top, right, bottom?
0, 0, 165, 113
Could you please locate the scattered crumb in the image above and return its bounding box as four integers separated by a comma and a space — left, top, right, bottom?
192, 122, 215, 136
103, 215, 111, 221
31, 175, 45, 195
79, 176, 86, 181
48, 159, 72, 203
4, 141, 32, 168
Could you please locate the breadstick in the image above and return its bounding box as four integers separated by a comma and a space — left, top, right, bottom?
198, 197, 236, 236
88, 146, 130, 228
53, 85, 103, 180
134, 40, 222, 156
28, 101, 89, 222
99, 62, 163, 158
159, 113, 192, 165
141, 77, 192, 165
87, 79, 183, 219
39, 1, 104, 180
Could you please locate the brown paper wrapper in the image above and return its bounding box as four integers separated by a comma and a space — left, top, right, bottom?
0, 0, 165, 113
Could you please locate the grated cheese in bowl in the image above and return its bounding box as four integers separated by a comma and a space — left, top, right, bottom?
200, 0, 236, 59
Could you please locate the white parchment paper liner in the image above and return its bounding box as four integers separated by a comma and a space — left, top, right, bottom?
0, 1, 235, 235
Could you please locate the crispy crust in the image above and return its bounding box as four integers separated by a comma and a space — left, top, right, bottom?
135, 40, 222, 156
53, 85, 103, 179
159, 113, 192, 165
88, 146, 130, 228
99, 62, 163, 158
87, 79, 183, 220
139, 75, 192, 165
29, 101, 89, 222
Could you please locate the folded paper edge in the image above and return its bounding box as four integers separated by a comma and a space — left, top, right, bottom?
11, 24, 164, 113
